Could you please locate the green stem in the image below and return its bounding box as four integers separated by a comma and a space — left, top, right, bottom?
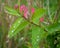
47, 0, 53, 23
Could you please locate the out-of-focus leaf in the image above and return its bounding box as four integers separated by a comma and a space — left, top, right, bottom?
31, 25, 48, 48
5, 7, 20, 16
8, 18, 29, 38
21, 0, 27, 5
32, 8, 46, 24
0, 25, 3, 41
46, 34, 55, 48
46, 23, 60, 33
46, 31, 60, 48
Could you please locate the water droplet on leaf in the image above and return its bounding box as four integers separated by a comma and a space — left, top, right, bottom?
12, 30, 14, 33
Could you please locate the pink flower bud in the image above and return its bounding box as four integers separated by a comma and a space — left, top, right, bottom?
24, 12, 28, 18
20, 5, 28, 19
20, 5, 26, 12
40, 17, 44, 22
24, 7, 28, 13
31, 8, 35, 14
14, 4, 18, 9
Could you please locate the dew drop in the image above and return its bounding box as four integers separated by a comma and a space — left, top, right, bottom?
18, 21, 20, 23
37, 36, 39, 38
13, 26, 15, 28
36, 39, 39, 42
12, 30, 14, 33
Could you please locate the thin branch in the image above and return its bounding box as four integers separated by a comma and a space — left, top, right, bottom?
23, 16, 48, 32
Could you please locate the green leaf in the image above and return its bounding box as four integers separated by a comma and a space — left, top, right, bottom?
31, 25, 48, 48
32, 8, 46, 24
46, 34, 55, 48
46, 23, 60, 33
5, 7, 20, 16
8, 18, 29, 38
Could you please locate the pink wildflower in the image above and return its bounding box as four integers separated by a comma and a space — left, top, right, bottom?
20, 5, 28, 18
20, 5, 27, 12
24, 12, 28, 18
31, 8, 35, 14
40, 17, 44, 22
14, 4, 18, 9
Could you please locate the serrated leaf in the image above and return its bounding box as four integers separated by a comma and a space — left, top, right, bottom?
46, 23, 60, 33
32, 8, 46, 24
31, 25, 48, 48
5, 7, 20, 16
8, 18, 29, 38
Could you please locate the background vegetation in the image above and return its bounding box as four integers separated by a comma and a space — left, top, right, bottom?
0, 0, 60, 48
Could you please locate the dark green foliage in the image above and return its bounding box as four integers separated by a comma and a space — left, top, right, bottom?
46, 31, 60, 48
